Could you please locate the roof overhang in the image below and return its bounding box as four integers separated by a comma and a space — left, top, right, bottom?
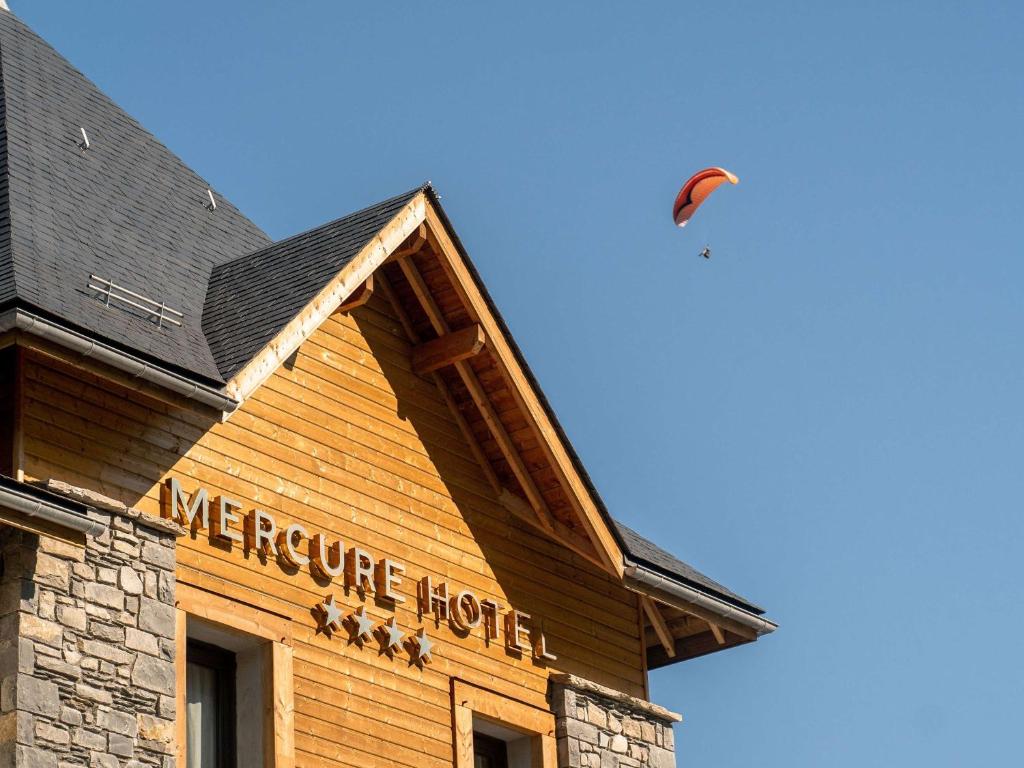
0, 307, 238, 412
625, 560, 777, 667
0, 474, 105, 541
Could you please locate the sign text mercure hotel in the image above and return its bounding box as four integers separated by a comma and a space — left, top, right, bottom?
163, 478, 556, 662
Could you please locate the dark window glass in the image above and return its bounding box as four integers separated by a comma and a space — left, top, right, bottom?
186, 640, 236, 768
473, 732, 509, 768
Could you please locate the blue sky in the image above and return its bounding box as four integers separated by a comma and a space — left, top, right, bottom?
18, 1, 1023, 765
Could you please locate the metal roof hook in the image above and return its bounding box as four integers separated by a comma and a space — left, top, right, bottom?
205, 188, 217, 212
77, 127, 90, 151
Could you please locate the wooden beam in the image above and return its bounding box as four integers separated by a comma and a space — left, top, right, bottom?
175, 608, 187, 768
266, 642, 295, 768
378, 270, 502, 496
396, 256, 559, 536
708, 620, 726, 646
388, 223, 427, 262
497, 488, 602, 569
422, 206, 624, 577
334, 274, 374, 314
411, 324, 485, 375
641, 596, 676, 659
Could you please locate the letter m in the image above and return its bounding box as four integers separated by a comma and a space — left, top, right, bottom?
163, 478, 209, 528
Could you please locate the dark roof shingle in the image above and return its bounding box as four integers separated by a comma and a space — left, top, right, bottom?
0, 10, 271, 383
202, 186, 425, 379
615, 520, 764, 614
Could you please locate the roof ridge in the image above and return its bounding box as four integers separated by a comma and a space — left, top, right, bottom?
201, 185, 427, 379
215, 182, 430, 271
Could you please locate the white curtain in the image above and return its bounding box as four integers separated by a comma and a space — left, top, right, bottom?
186, 662, 219, 767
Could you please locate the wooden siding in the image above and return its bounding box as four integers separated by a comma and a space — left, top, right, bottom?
21, 289, 644, 768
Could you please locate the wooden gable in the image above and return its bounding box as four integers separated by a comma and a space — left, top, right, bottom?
223, 191, 624, 579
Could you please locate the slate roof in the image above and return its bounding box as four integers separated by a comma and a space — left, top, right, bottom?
203, 185, 426, 379
0, 10, 271, 384
615, 520, 764, 614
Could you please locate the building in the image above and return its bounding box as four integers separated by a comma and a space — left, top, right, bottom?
0, 6, 775, 768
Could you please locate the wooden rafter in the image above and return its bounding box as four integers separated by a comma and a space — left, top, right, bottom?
641, 596, 676, 659
395, 256, 560, 538
377, 270, 502, 497
421, 205, 623, 577
334, 274, 374, 314
497, 488, 602, 568
708, 620, 726, 646
388, 224, 427, 262
412, 324, 485, 375
379, 268, 601, 566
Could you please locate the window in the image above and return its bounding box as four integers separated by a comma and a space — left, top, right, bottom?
473, 731, 510, 768
186, 640, 237, 768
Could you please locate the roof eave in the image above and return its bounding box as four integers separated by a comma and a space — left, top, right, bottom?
0, 306, 238, 413
0, 474, 106, 538
624, 559, 778, 639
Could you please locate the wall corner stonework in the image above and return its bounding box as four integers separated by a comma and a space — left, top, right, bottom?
549, 674, 679, 768
0, 501, 178, 767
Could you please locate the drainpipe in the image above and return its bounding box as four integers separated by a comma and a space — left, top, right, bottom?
624, 563, 778, 638
0, 484, 106, 537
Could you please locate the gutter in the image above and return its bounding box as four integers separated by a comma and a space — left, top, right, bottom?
0, 308, 239, 413
624, 562, 778, 638
0, 483, 106, 537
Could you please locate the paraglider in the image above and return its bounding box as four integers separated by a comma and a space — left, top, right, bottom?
673, 167, 738, 258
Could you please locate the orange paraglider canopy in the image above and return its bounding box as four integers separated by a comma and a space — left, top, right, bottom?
672, 167, 739, 227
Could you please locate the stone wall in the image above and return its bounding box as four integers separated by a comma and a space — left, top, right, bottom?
551, 674, 679, 768
0, 501, 180, 768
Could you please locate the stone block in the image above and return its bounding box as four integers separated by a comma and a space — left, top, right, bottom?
88, 751, 119, 768
80, 639, 132, 666
35, 721, 70, 746
97, 709, 138, 738
15, 745, 58, 768
84, 584, 124, 612
124, 628, 159, 656
89, 623, 126, 644
34, 653, 82, 680
33, 554, 71, 591
138, 598, 175, 639
131, 654, 174, 696
16, 675, 60, 719
157, 571, 174, 604
38, 537, 85, 563
140, 542, 174, 571
60, 707, 83, 726
75, 683, 113, 706
107, 732, 134, 758
137, 714, 174, 744
118, 567, 143, 596
57, 606, 86, 633
20, 615, 63, 648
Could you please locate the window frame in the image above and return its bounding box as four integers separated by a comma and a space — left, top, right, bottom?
452, 679, 556, 768
176, 581, 295, 768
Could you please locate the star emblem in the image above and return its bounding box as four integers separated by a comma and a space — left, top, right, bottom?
413, 628, 435, 663
350, 606, 375, 642
317, 595, 343, 632
382, 617, 405, 652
